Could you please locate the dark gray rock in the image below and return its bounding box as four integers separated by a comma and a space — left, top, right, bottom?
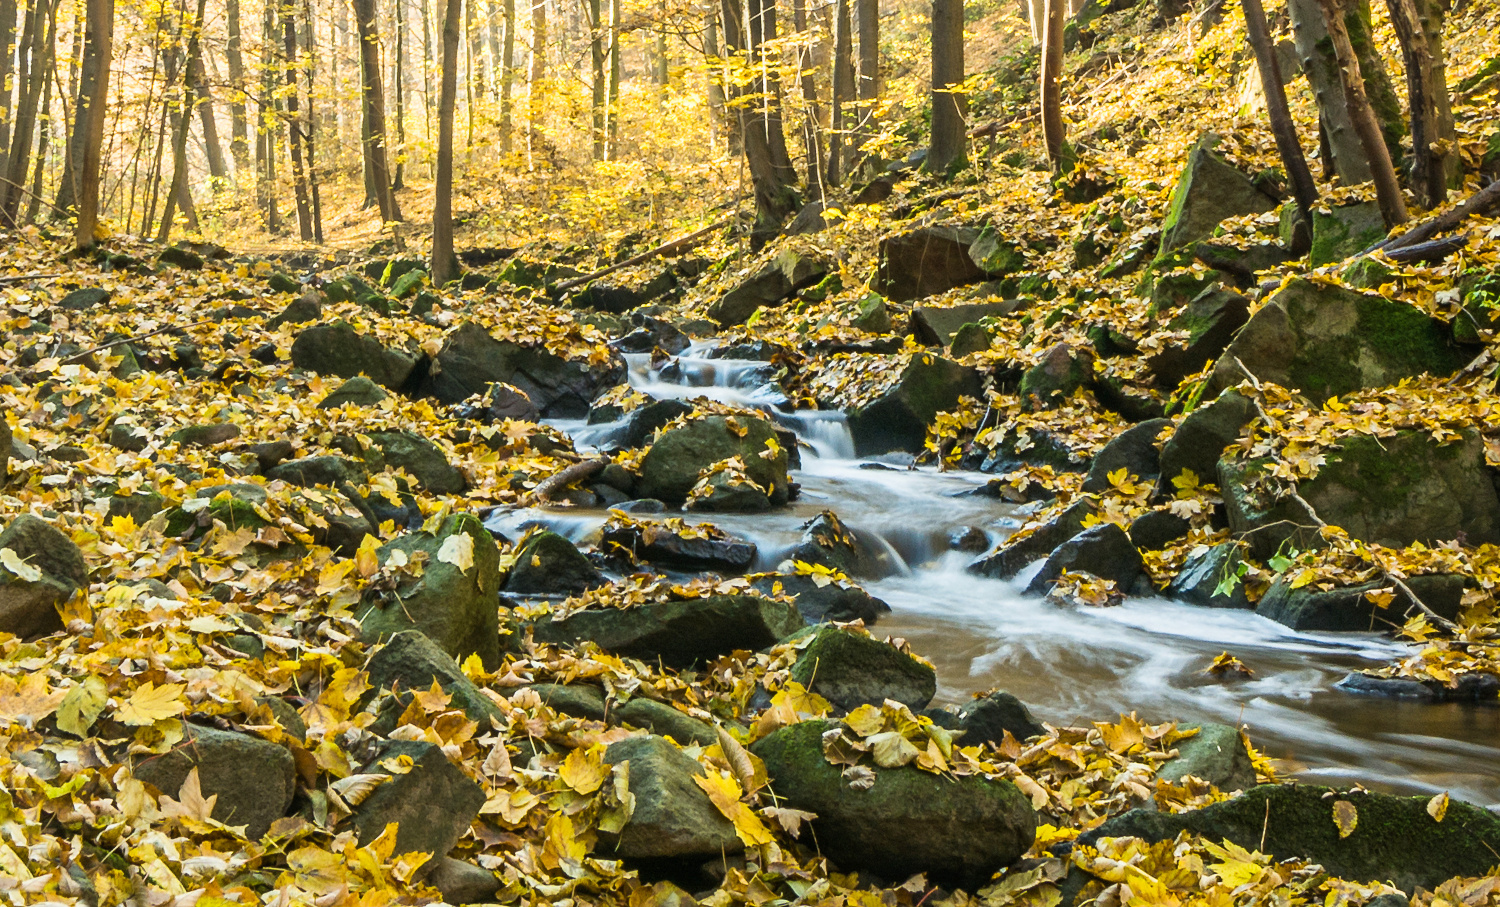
845, 354, 985, 455
1019, 343, 1095, 411
749, 573, 892, 625
1158, 133, 1277, 253
1025, 523, 1143, 595
132, 723, 295, 839
169, 423, 243, 447
1167, 543, 1252, 609
57, 287, 111, 310
787, 626, 936, 711
956, 690, 1048, 745
352, 740, 484, 863
0, 514, 87, 639
531, 594, 805, 668
1157, 389, 1257, 491
1145, 289, 1251, 389
505, 530, 604, 594
969, 499, 1097, 579
1255, 573, 1465, 632
365, 630, 503, 725
614, 699, 718, 745
1311, 200, 1388, 267
785, 511, 899, 580
910, 301, 1020, 348
317, 376, 388, 409
636, 415, 790, 506
600, 519, 757, 573
1127, 509, 1191, 551
267, 294, 321, 329
1081, 419, 1171, 493
602, 735, 743, 859
873, 226, 988, 302
424, 321, 626, 419
362, 430, 466, 494
708, 251, 828, 326
266, 456, 368, 488
290, 322, 419, 390
426, 858, 501, 905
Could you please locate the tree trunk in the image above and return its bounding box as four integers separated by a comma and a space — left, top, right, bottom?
928, 0, 966, 175
281, 0, 314, 240
24, 37, 53, 225
705, 16, 726, 151
500, 0, 515, 152
1026, 0, 1043, 42
158, 0, 205, 243
746, 0, 797, 186
393, 0, 407, 188
1413, 0, 1454, 193
606, 0, 620, 157
190, 51, 227, 182
433, 0, 461, 284
1242, 0, 1317, 250
73, 0, 112, 252
526, 0, 545, 168
226, 0, 249, 171
797, 0, 827, 191
258, 0, 280, 232
354, 0, 401, 222
2, 0, 56, 226
1318, 0, 1407, 227
1342, 0, 1403, 160
1287, 0, 1365, 184
825, 0, 853, 186
0, 0, 17, 180
723, 0, 796, 247
589, 0, 604, 160
854, 0, 877, 158
464, 0, 476, 151
1384, 0, 1446, 207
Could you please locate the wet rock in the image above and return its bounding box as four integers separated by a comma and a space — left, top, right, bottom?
365, 630, 503, 725
317, 376, 388, 409
352, 740, 485, 863
426, 858, 501, 905
356, 514, 502, 669
1157, 389, 1257, 491
787, 626, 936, 711
1222, 430, 1500, 559
1157, 723, 1255, 791
474, 383, 540, 422
290, 322, 419, 390
1025, 523, 1143, 595
969, 499, 1097, 579
1207, 279, 1468, 404
708, 250, 828, 326
636, 415, 790, 506
1167, 543, 1252, 609
619, 399, 695, 449
615, 698, 718, 745
785, 511, 898, 580
600, 519, 757, 573
1255, 573, 1465, 632
132, 723, 295, 839
1127, 509, 1191, 551
1158, 133, 1277, 254
1311, 200, 1388, 267
0, 514, 88, 639
505, 530, 604, 594
705, 340, 793, 362
169, 423, 242, 447
687, 465, 775, 513
910, 300, 1020, 348
749, 573, 891, 625
424, 321, 627, 418
1335, 671, 1500, 702
531, 594, 805, 668
266, 456, 368, 488
1019, 343, 1095, 411
845, 353, 985, 455
1145, 288, 1251, 389
1079, 783, 1500, 894
1081, 419, 1171, 493
751, 719, 1036, 888
955, 690, 1048, 745
949, 526, 990, 552
362, 430, 466, 494
601, 735, 743, 859
873, 226, 988, 302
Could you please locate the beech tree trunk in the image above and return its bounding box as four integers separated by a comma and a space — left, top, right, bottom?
723, 0, 796, 248
354, 0, 401, 222
158, 0, 205, 243
826, 0, 854, 187
24, 37, 52, 225
1038, 0, 1065, 170
854, 0, 878, 158
226, 0, 249, 170
433, 0, 461, 284
928, 0, 966, 175
795, 0, 826, 191
0, 0, 18, 179
394, 0, 407, 188
1318, 0, 1407, 227
705, 15, 727, 151
2, 0, 56, 226
281, 0, 314, 240
747, 0, 797, 186
257, 0, 280, 232
527, 0, 545, 168
1414, 0, 1454, 193
499, 0, 514, 152
606, 0, 620, 157
1242, 0, 1317, 251
73, 0, 112, 252
1385, 0, 1449, 208
589, 0, 604, 160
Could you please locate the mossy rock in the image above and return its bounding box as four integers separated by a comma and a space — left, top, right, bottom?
531, 594, 805, 668
362, 430, 467, 494
1311, 201, 1388, 267
601, 735, 742, 859
845, 353, 986, 455
636, 415, 790, 506
1019, 343, 1095, 411
1255, 572, 1465, 632
1157, 389, 1256, 492
163, 488, 271, 540
131, 723, 295, 839
290, 322, 419, 390
968, 226, 1028, 276
751, 719, 1036, 888
504, 530, 604, 595
1080, 783, 1500, 894
1156, 723, 1255, 791
1158, 133, 1276, 254
1341, 256, 1394, 291
786, 626, 936, 711
365, 630, 503, 726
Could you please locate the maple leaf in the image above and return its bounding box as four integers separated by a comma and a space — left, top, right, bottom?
559, 743, 609, 794
693, 769, 776, 846
437, 532, 475, 573
56, 676, 109, 737
160, 767, 218, 822
0, 673, 68, 727
117, 681, 187, 726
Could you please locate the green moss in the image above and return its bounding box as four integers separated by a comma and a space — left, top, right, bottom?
1320, 433, 1430, 499
164, 498, 269, 539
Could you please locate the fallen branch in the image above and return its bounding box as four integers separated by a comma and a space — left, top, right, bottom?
62, 319, 211, 364
1382, 233, 1469, 264
1371, 178, 1500, 254
526, 457, 610, 503
1445, 347, 1496, 386
553, 218, 733, 293
0, 273, 61, 285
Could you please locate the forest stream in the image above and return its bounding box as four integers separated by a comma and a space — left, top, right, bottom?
489, 343, 1500, 809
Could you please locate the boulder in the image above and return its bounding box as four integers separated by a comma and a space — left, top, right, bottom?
910, 301, 1020, 348
168, 423, 242, 447
424, 322, 626, 418
1158, 133, 1277, 254
873, 226, 988, 302
523, 683, 607, 720
636, 415, 790, 506
619, 400, 697, 448
318, 376, 388, 409
787, 626, 936, 711
708, 251, 828, 326
504, 530, 604, 595
749, 573, 892, 625
365, 630, 503, 725
845, 354, 985, 455
1157, 723, 1255, 791
600, 519, 757, 573
949, 323, 994, 356
955, 690, 1048, 745
969, 499, 1097, 579
1255, 573, 1465, 632
1079, 784, 1500, 894
1167, 543, 1252, 609
1126, 509, 1191, 551
751, 719, 1036, 887
267, 293, 321, 329
362, 430, 466, 494
784, 511, 898, 580
531, 594, 805, 668
1080, 419, 1171, 494
1221, 430, 1500, 559
352, 740, 485, 862
290, 322, 419, 390
1311, 200, 1388, 267
0, 514, 87, 639
266, 456, 367, 488
1145, 288, 1251, 389
967, 227, 1029, 277
853, 294, 893, 333
162, 487, 269, 541
1019, 343, 1095, 411
1156, 389, 1257, 490
356, 514, 502, 669
131, 723, 295, 839
1025, 523, 1143, 595
614, 699, 718, 746
601, 735, 743, 859
426, 858, 501, 905
1206, 279, 1468, 404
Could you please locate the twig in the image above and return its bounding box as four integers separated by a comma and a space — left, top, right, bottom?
554, 218, 733, 293
61, 319, 211, 364
526, 457, 610, 503
0, 273, 61, 285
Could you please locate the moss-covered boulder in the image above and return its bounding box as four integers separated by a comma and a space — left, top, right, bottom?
967, 227, 1029, 277
613, 699, 718, 746
365, 630, 503, 725
351, 740, 484, 863
636, 415, 790, 506
1221, 430, 1500, 559
1311, 200, 1388, 267
356, 514, 502, 669
163, 485, 272, 541
1145, 288, 1250, 389
266, 455, 368, 488
708, 250, 828, 326
0, 514, 87, 639
290, 322, 419, 390
1079, 784, 1500, 894
751, 720, 1036, 887
1019, 343, 1095, 411
504, 530, 604, 595
969, 498, 1097, 579
1156, 723, 1255, 791
1081, 418, 1170, 494
787, 626, 936, 711
1207, 279, 1468, 404
910, 300, 1018, 348
1158, 133, 1277, 254
601, 735, 743, 859
531, 594, 804, 668
423, 321, 626, 419
1255, 573, 1465, 632
362, 430, 466, 494
1156, 389, 1257, 491
318, 376, 389, 409
131, 723, 295, 839
873, 226, 989, 302
845, 353, 985, 455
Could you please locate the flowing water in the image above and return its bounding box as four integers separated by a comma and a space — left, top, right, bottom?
497, 342, 1500, 808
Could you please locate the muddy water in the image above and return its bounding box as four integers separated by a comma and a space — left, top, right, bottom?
515, 343, 1500, 808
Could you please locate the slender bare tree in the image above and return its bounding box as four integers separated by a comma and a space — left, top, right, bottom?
1318, 0, 1407, 227
928, 0, 966, 174
433, 0, 462, 284
74, 0, 113, 252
